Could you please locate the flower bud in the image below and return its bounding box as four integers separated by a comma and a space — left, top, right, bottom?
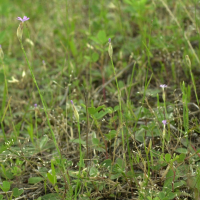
17, 22, 23, 41
108, 38, 113, 59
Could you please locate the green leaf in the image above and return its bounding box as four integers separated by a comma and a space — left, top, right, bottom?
0, 194, 3, 200
28, 177, 44, 184
89, 167, 98, 177
39, 135, 48, 149
94, 110, 109, 119
12, 188, 23, 197
106, 107, 113, 113
177, 153, 186, 163
114, 105, 119, 112
174, 180, 186, 189
47, 172, 56, 185
0, 181, 10, 192
163, 169, 173, 191
101, 159, 112, 169
95, 105, 105, 112
38, 167, 48, 178
116, 158, 125, 170
166, 192, 176, 199
91, 52, 99, 62
175, 148, 188, 154
69, 38, 77, 57
0, 71, 4, 84
165, 153, 171, 162
51, 161, 56, 177
92, 138, 100, 145
88, 107, 96, 115
135, 128, 145, 142
90, 36, 100, 44
158, 191, 166, 198
196, 148, 200, 153
105, 130, 116, 140
97, 30, 107, 44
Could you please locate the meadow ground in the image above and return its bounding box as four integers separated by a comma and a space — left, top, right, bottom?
1, 0, 200, 199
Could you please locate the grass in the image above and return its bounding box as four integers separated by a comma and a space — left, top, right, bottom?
1, 0, 200, 199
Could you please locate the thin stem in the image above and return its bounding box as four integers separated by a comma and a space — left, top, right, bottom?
20, 40, 73, 197
110, 58, 125, 163
20, 41, 61, 157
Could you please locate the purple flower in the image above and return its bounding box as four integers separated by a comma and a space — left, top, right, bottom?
160, 84, 167, 89
108, 38, 111, 43
42, 60, 45, 64
71, 100, 74, 105
162, 120, 167, 125
17, 16, 30, 22
34, 104, 37, 108
0, 45, 1, 48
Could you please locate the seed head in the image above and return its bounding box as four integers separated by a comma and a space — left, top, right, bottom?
108, 38, 113, 59
71, 100, 79, 122
185, 55, 191, 68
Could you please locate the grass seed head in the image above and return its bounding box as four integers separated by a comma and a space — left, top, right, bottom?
71, 100, 79, 122
108, 38, 113, 59
185, 55, 191, 68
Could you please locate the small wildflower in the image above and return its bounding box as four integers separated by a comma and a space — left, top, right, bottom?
34, 104, 38, 108
162, 120, 167, 125
0, 45, 4, 60
108, 38, 113, 59
160, 84, 167, 101
71, 100, 79, 121
160, 84, 167, 89
16, 16, 29, 41
17, 16, 30, 22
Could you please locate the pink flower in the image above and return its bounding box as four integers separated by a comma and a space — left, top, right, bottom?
160, 84, 167, 89
17, 16, 30, 22
162, 120, 167, 125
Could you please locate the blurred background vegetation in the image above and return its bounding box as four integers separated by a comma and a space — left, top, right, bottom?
1, 0, 200, 199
